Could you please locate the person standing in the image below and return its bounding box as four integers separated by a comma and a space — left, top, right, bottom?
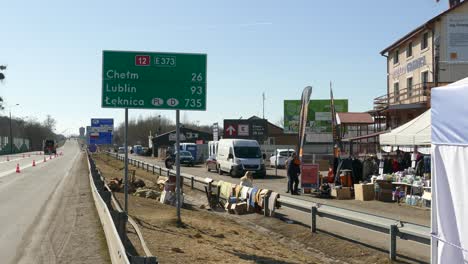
287, 153, 301, 195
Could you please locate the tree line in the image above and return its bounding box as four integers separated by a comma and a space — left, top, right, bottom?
0, 114, 64, 151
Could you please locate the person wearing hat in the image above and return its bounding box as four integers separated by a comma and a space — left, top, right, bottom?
287, 153, 301, 195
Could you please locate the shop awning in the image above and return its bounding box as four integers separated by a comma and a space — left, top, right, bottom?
379, 109, 430, 146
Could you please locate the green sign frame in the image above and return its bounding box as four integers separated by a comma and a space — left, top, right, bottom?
102, 50, 207, 111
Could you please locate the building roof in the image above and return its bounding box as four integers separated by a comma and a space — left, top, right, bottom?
337, 112, 374, 124
380, 1, 468, 55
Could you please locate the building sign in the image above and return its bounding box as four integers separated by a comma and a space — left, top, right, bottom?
89, 118, 113, 145
391, 56, 427, 79
223, 119, 268, 142
238, 124, 249, 136
284, 99, 348, 134
212, 122, 219, 141
446, 15, 468, 63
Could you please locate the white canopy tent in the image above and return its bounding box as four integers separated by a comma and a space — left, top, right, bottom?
431, 77, 468, 263
379, 109, 431, 154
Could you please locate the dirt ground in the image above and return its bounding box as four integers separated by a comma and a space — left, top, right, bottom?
92, 153, 401, 264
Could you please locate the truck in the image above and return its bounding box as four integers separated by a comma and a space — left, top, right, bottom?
43, 139, 57, 155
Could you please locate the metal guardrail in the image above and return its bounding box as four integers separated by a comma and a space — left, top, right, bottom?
87, 154, 130, 264
105, 152, 430, 261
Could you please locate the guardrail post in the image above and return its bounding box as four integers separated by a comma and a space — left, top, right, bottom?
208, 181, 212, 194
191, 177, 194, 189
389, 224, 397, 261
152, 165, 155, 175
311, 206, 317, 233
264, 196, 270, 217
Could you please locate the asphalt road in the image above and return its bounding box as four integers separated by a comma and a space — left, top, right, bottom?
0, 140, 109, 264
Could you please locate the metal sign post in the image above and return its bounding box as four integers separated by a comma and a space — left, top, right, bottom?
124, 108, 129, 214
175, 110, 181, 225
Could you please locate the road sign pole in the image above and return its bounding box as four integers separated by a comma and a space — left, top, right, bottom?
175, 110, 182, 225
124, 108, 129, 215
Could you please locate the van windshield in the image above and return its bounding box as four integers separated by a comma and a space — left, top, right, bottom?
234, 147, 261, 159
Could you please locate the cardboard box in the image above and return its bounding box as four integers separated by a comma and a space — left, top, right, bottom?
332, 187, 352, 200
354, 183, 375, 201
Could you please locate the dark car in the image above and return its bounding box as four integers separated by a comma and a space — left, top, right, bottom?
166, 150, 195, 167
205, 155, 218, 172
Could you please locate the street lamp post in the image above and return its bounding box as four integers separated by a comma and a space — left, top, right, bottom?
9, 104, 19, 154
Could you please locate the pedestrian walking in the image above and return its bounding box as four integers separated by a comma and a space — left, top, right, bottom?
287, 153, 301, 195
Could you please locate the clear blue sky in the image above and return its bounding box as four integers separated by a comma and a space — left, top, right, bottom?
0, 0, 447, 135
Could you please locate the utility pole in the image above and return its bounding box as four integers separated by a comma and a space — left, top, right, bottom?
262, 92, 265, 119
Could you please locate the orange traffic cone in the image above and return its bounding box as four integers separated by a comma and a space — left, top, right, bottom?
22, 154, 25, 158
44, 157, 47, 162
32, 160, 36, 166
16, 164, 20, 173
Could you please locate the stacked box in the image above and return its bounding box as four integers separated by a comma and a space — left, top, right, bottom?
354, 183, 375, 201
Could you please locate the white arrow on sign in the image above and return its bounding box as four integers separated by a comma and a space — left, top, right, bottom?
226, 125, 236, 136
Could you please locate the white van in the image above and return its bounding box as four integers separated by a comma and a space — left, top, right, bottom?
216, 139, 266, 178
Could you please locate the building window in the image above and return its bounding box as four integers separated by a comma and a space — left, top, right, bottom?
394, 82, 400, 102
393, 49, 399, 64
422, 32, 429, 50
407, 42, 413, 57
422, 71, 429, 95
422, 71, 429, 84
407, 77, 413, 97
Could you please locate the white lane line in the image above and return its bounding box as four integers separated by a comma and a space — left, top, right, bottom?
0, 155, 63, 179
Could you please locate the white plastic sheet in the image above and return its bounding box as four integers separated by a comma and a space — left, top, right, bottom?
431, 77, 468, 263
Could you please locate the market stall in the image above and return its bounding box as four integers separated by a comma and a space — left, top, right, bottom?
431, 77, 468, 263
375, 109, 431, 205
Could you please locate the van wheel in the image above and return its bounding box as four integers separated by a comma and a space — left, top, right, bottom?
218, 166, 223, 175
207, 165, 211, 172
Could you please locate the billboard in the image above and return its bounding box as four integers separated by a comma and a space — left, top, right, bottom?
446, 15, 468, 63
89, 118, 114, 145
223, 119, 268, 143
284, 99, 348, 134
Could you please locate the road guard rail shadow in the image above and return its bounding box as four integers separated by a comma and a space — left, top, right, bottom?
106, 152, 431, 262
87, 152, 157, 264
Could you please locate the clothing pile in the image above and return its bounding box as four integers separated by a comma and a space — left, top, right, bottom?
217, 181, 281, 216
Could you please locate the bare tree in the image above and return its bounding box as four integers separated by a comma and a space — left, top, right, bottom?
43, 115, 56, 132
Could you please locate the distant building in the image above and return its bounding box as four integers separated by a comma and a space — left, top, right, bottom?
79, 127, 85, 137
151, 127, 213, 158
377, 1, 468, 128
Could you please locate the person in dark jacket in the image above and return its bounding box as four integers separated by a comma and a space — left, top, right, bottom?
287, 153, 301, 195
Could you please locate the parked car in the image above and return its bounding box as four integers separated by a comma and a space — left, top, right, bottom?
269, 149, 295, 168
205, 155, 218, 172
117, 147, 126, 154
166, 150, 195, 167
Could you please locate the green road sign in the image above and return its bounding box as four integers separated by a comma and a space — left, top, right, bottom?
102, 50, 207, 110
